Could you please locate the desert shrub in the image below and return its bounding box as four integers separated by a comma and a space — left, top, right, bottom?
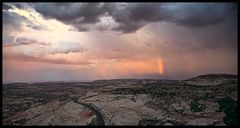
218, 96, 238, 126
14, 118, 28, 125
203, 92, 209, 100
88, 117, 98, 125
190, 99, 205, 112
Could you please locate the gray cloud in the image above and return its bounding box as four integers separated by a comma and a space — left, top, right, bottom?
3, 3, 13, 11
165, 3, 237, 27
33, 3, 108, 31
49, 47, 87, 55
31, 3, 237, 33
142, 19, 237, 56
14, 3, 29, 9
26, 24, 44, 30
3, 11, 25, 32
4, 37, 51, 47
49, 42, 87, 54
4, 2, 32, 10
16, 37, 50, 45
3, 36, 15, 44
111, 3, 237, 32
3, 7, 45, 40
4, 52, 92, 66
110, 3, 167, 33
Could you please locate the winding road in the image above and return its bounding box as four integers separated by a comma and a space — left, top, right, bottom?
72, 99, 105, 126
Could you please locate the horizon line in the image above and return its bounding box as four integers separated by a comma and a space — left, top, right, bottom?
2, 73, 238, 84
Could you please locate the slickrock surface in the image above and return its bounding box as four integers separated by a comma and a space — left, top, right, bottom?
3, 74, 237, 126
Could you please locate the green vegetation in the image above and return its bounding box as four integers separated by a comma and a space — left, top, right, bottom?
128, 88, 147, 94
13, 118, 28, 125
111, 85, 179, 98
110, 82, 237, 101
190, 99, 205, 112
111, 87, 147, 95
88, 117, 98, 126
218, 96, 238, 126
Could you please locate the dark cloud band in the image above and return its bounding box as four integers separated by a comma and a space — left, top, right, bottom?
31, 3, 237, 33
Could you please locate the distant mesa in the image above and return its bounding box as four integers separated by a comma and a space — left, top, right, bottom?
186, 74, 238, 81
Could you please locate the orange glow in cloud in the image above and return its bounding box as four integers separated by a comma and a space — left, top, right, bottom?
158, 58, 164, 75
96, 58, 164, 78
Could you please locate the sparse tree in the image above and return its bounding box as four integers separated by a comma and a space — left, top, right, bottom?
218, 96, 238, 126
190, 99, 205, 112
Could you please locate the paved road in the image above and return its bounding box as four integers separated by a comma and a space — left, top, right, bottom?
72, 99, 105, 126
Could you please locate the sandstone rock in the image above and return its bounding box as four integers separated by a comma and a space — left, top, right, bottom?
171, 103, 185, 113
25, 101, 96, 125
164, 122, 174, 126
186, 118, 218, 126
111, 111, 141, 125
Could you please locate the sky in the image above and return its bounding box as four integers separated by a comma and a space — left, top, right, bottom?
2, 3, 238, 83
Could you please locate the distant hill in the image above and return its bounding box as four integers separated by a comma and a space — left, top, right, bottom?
185, 74, 238, 86
3, 74, 237, 86
187, 74, 237, 81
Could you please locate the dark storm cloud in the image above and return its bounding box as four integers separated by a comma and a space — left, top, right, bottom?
165, 3, 237, 28
111, 3, 237, 32
33, 3, 108, 31
110, 3, 168, 33
14, 3, 28, 9
11, 2, 35, 10
3, 3, 13, 10
31, 3, 237, 33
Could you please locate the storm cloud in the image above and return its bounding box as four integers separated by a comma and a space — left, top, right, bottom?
3, 2, 237, 83
32, 3, 237, 33
3, 4, 45, 40
3, 3, 13, 11
33, 3, 108, 31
